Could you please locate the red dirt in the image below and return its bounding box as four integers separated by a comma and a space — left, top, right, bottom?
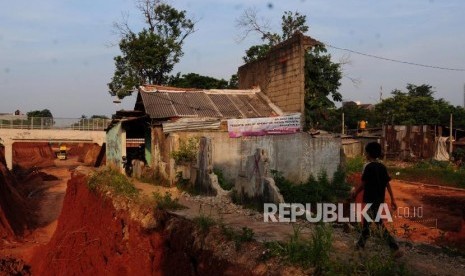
30, 175, 254, 275
0, 146, 31, 243
13, 142, 55, 169
347, 172, 465, 250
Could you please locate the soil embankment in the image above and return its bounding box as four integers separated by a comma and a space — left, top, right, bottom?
30, 174, 262, 275
13, 142, 55, 169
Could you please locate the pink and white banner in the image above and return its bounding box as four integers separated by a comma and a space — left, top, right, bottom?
227, 114, 301, 138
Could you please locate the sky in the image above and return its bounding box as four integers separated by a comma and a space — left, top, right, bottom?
1, 0, 464, 118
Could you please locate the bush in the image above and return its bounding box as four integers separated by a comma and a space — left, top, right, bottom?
193, 214, 216, 233
88, 168, 139, 198
171, 137, 199, 164
153, 191, 184, 210
346, 156, 365, 174
221, 225, 255, 250
265, 224, 332, 270
271, 167, 351, 205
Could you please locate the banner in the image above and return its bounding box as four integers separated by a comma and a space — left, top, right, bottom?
227, 114, 301, 138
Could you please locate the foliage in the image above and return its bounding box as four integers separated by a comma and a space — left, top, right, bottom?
271, 167, 351, 205
167, 72, 229, 89
304, 44, 342, 129
108, 1, 195, 98
27, 109, 53, 118
242, 44, 272, 63
388, 160, 465, 188
328, 254, 410, 276
213, 168, 233, 190
221, 225, 255, 250
171, 137, 199, 164
193, 214, 216, 234
264, 224, 332, 270
345, 156, 365, 175
88, 167, 139, 198
152, 191, 184, 210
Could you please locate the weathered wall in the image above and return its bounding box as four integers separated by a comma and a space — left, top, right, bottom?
237, 32, 319, 114
382, 125, 435, 159
106, 122, 125, 170
173, 131, 341, 184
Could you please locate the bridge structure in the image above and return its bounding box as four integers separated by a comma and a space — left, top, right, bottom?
0, 117, 109, 169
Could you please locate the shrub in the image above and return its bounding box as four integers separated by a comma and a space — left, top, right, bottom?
265, 224, 332, 270
346, 156, 365, 174
193, 214, 216, 234
171, 137, 199, 164
153, 191, 184, 210
221, 225, 255, 250
88, 168, 139, 198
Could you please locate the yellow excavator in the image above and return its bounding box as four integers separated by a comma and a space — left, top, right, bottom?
57, 144, 67, 160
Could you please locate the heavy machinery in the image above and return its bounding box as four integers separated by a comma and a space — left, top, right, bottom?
57, 145, 67, 160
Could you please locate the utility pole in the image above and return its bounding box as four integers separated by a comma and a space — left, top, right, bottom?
341, 112, 345, 135
450, 113, 453, 159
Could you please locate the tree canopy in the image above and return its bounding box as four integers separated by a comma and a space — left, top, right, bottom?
167, 73, 237, 89
108, 0, 195, 99
27, 109, 53, 118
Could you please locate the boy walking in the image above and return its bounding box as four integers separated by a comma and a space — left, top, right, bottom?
351, 142, 401, 255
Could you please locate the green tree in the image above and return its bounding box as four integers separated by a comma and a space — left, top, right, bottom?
108, 1, 195, 99
168, 73, 229, 89
27, 109, 53, 118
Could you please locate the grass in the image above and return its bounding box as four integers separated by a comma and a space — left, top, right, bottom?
193, 214, 216, 233
221, 225, 255, 250
387, 160, 465, 188
345, 155, 365, 175
152, 191, 184, 210
88, 167, 139, 198
264, 224, 332, 271
271, 167, 351, 206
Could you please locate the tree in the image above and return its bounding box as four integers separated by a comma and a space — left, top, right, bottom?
108, 0, 195, 99
27, 109, 53, 118
167, 73, 229, 89
237, 10, 342, 129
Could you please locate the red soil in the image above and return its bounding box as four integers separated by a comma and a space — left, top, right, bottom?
13, 142, 55, 169
30, 175, 252, 275
0, 146, 31, 244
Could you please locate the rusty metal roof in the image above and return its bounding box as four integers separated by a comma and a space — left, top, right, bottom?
138, 87, 281, 120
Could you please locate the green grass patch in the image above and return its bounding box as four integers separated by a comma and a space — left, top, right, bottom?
345, 156, 365, 174
221, 225, 255, 250
152, 191, 184, 210
272, 167, 351, 205
88, 167, 139, 198
193, 214, 216, 233
264, 224, 332, 271
388, 160, 465, 188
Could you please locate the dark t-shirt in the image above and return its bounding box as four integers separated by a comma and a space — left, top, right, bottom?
362, 161, 391, 204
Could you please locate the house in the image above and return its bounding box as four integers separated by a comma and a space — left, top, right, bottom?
106, 33, 341, 199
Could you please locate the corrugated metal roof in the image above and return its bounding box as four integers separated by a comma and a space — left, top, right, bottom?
139, 87, 279, 120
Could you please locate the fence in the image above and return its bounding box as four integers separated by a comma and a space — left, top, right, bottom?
0, 117, 111, 131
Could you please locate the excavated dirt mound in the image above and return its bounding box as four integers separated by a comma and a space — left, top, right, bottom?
0, 147, 31, 243
30, 175, 255, 275
13, 142, 55, 169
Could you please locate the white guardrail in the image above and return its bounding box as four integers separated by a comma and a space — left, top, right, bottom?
0, 117, 111, 131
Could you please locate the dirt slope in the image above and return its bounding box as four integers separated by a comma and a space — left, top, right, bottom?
30, 175, 261, 276
13, 142, 55, 169
0, 146, 31, 242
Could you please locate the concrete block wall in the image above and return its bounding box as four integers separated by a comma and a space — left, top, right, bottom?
238, 33, 319, 114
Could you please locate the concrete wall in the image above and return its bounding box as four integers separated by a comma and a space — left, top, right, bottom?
106, 122, 126, 171
237, 33, 318, 114
0, 128, 106, 169
173, 131, 341, 185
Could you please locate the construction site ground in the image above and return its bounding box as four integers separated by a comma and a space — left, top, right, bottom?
2, 160, 465, 275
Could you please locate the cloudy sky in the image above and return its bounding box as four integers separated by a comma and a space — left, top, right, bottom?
1, 0, 464, 117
